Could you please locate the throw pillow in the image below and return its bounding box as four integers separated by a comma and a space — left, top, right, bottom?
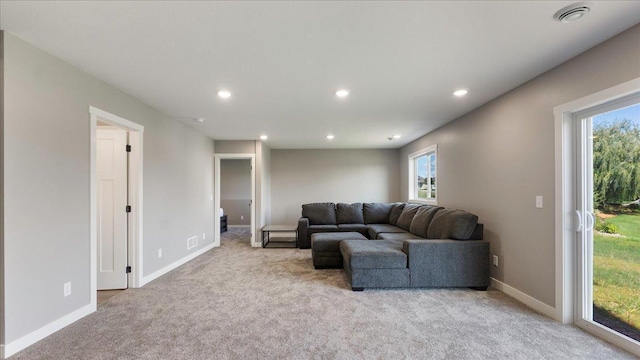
388, 202, 406, 226
336, 203, 365, 224
302, 203, 337, 225
427, 209, 478, 240
363, 203, 393, 224
409, 205, 442, 238
396, 203, 422, 231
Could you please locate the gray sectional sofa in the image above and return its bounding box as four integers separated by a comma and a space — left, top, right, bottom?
297, 202, 489, 291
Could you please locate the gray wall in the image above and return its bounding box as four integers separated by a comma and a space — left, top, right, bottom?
215, 140, 255, 154
2, 32, 215, 343
0, 31, 5, 345
221, 159, 251, 226
400, 25, 640, 307
270, 149, 400, 224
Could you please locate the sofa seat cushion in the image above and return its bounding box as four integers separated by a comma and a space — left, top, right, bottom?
378, 232, 423, 241
409, 205, 442, 238
427, 209, 479, 240
336, 203, 364, 224
311, 232, 368, 252
340, 240, 408, 269
367, 224, 407, 239
302, 203, 337, 225
337, 224, 369, 237
308, 225, 339, 237
363, 203, 392, 224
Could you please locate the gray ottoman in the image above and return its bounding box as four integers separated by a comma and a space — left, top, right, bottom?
340, 240, 410, 291
311, 232, 368, 269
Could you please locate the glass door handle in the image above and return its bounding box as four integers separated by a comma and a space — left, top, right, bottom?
585, 211, 595, 231
575, 210, 583, 232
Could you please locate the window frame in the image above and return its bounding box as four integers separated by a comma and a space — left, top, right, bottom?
408, 144, 438, 205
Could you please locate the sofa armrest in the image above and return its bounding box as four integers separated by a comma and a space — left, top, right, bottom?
297, 217, 310, 248
402, 239, 489, 288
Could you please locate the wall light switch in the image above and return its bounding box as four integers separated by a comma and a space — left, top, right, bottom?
536, 196, 543, 208
64, 282, 72, 297
493, 255, 499, 267
203, 233, 206, 240
241, 215, 244, 220
158, 248, 163, 258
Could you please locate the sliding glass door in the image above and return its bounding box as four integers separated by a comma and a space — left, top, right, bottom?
574, 96, 640, 350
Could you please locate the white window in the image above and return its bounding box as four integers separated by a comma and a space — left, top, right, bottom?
408, 144, 437, 204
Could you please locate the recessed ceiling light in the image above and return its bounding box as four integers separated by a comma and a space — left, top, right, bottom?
217, 90, 232, 99
326, 134, 335, 140
554, 3, 590, 23
195, 117, 205, 123
453, 89, 468, 97
392, 134, 401, 139
260, 135, 268, 140
335, 89, 350, 98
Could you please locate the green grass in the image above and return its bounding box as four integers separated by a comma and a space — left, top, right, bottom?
594, 213, 640, 330
417, 189, 435, 199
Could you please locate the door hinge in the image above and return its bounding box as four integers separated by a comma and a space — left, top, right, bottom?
126, 266, 131, 273
126, 145, 132, 152
126, 205, 132, 213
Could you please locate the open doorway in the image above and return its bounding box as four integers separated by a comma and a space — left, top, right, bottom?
89, 106, 144, 311
214, 154, 256, 247
220, 159, 252, 232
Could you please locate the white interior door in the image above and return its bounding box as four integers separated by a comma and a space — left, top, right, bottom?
97, 128, 128, 290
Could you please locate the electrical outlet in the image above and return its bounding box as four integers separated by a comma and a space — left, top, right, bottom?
158, 248, 163, 258
203, 233, 206, 240
493, 255, 499, 267
187, 236, 198, 250
64, 282, 72, 297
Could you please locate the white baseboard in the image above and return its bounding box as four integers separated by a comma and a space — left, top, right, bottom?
2, 304, 93, 359
140, 243, 215, 286
490, 277, 557, 319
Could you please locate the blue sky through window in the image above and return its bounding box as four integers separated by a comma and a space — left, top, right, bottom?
417, 154, 436, 178
593, 103, 640, 126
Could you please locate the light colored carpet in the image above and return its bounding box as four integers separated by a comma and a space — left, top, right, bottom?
13, 228, 634, 359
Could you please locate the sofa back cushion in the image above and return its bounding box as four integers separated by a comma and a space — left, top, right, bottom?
409, 205, 442, 238
388, 203, 406, 226
302, 203, 336, 225
396, 203, 422, 231
363, 203, 392, 224
336, 203, 364, 224
427, 209, 479, 240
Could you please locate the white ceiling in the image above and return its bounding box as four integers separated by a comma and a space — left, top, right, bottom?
1, 1, 639, 149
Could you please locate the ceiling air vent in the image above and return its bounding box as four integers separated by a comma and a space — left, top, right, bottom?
554, 3, 591, 23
